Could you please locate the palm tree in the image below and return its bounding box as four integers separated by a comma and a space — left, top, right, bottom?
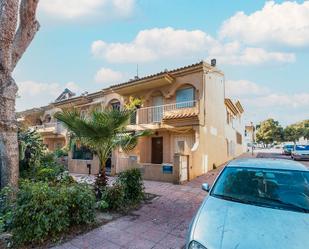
54, 108, 150, 178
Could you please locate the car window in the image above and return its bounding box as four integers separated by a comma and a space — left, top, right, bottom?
295, 145, 309, 151
211, 167, 309, 212
284, 145, 293, 149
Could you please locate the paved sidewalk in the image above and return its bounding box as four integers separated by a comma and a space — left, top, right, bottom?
54, 153, 257, 249
54, 180, 207, 249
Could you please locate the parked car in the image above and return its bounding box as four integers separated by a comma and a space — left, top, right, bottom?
291, 145, 309, 160
282, 144, 294, 155
186, 158, 309, 249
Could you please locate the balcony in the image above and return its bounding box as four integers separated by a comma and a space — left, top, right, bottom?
30, 122, 66, 135
129, 100, 199, 127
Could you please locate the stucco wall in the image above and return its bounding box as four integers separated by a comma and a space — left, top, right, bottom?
68, 152, 100, 175
203, 71, 227, 172
43, 137, 66, 152
140, 163, 176, 182
138, 130, 173, 164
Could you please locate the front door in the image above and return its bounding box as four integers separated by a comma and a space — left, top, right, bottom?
151, 137, 163, 164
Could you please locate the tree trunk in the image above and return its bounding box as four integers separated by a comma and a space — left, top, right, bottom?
99, 158, 107, 178
97, 157, 108, 186
0, 0, 40, 188
0, 75, 19, 188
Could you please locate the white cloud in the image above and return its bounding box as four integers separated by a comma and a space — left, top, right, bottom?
39, 0, 135, 20
225, 80, 269, 97
92, 27, 216, 63
210, 46, 295, 65
16, 81, 81, 111
248, 93, 309, 109
226, 79, 309, 125
219, 1, 309, 47
91, 27, 295, 65
94, 68, 125, 84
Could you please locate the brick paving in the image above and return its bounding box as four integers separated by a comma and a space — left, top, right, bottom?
53, 153, 257, 249
54, 180, 208, 249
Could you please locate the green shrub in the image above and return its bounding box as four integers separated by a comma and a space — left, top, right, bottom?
65, 184, 96, 225
12, 181, 69, 245
56, 171, 75, 184
11, 181, 95, 246
35, 163, 65, 182
18, 129, 46, 169
117, 168, 144, 204
54, 148, 68, 158
0, 187, 15, 233
96, 200, 109, 212
101, 185, 124, 211
40, 152, 56, 166
36, 167, 58, 181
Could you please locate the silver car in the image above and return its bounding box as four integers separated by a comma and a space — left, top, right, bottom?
186, 158, 309, 249
292, 145, 309, 160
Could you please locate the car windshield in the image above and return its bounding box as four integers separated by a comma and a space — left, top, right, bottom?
284, 145, 294, 149
295, 145, 309, 151
211, 167, 309, 213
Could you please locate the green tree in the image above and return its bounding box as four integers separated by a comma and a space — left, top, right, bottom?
18, 129, 46, 173
283, 125, 303, 143
54, 109, 150, 178
284, 119, 309, 142
256, 119, 283, 146
18, 129, 45, 161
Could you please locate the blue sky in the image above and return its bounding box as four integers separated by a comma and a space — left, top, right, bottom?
15, 0, 309, 126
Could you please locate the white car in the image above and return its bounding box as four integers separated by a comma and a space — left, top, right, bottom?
292, 145, 309, 160
186, 158, 309, 249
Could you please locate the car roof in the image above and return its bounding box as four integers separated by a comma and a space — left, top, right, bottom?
227, 158, 308, 171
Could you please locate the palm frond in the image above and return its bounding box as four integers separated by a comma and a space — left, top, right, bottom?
54, 108, 151, 171
116, 130, 153, 154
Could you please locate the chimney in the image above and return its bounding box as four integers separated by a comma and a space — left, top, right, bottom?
211, 58, 216, 67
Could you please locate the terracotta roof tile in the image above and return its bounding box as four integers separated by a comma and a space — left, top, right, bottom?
163, 108, 198, 120
109, 61, 205, 89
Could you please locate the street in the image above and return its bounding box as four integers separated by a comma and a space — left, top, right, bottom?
54, 149, 309, 249
254, 148, 309, 168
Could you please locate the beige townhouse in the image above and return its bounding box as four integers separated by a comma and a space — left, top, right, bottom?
225, 98, 245, 159
18, 61, 246, 183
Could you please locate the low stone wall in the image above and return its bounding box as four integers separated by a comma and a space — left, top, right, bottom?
67, 153, 184, 184
68, 153, 100, 175
139, 162, 179, 184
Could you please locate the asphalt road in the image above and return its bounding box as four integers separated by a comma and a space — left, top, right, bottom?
254, 148, 309, 168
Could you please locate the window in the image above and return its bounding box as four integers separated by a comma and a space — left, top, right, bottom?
80, 110, 87, 118
72, 145, 93, 160
295, 145, 309, 151
236, 132, 242, 144
111, 101, 120, 110
45, 115, 51, 123
177, 141, 185, 154
211, 167, 309, 213
152, 96, 163, 122
176, 87, 195, 108
226, 139, 229, 156
226, 110, 230, 124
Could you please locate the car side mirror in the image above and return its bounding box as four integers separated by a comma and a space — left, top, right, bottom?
202, 183, 210, 192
